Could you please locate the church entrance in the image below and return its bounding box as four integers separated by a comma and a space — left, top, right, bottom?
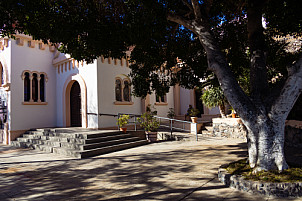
70, 81, 82, 127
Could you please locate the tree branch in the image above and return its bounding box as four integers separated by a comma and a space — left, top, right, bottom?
269, 56, 302, 121
168, 6, 258, 126
205, 0, 213, 16
181, 0, 193, 12
167, 14, 197, 35
191, 0, 202, 20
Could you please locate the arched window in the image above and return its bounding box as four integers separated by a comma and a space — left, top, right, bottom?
115, 77, 132, 103
115, 79, 122, 101
0, 62, 4, 86
156, 93, 167, 103
123, 80, 130, 102
32, 73, 38, 102
40, 74, 45, 102
22, 71, 47, 104
24, 72, 30, 102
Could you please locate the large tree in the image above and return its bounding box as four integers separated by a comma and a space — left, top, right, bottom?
1, 0, 301, 171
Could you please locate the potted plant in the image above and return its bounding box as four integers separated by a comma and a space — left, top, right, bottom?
117, 114, 130, 133
188, 108, 199, 123
138, 106, 160, 142
230, 107, 237, 118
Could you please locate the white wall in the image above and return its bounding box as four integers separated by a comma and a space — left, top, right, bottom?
10, 38, 57, 130
55, 57, 99, 128
208, 107, 220, 115
0, 39, 11, 129
97, 58, 142, 128
179, 88, 192, 115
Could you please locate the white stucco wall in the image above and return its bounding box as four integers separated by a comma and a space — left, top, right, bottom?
9, 38, 57, 130
55, 57, 99, 128
0, 39, 12, 129
97, 58, 142, 128
179, 88, 192, 115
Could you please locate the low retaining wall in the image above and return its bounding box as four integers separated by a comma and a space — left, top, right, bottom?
212, 118, 302, 148
212, 118, 247, 139
218, 166, 302, 197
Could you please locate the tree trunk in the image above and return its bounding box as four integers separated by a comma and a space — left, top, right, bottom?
167, 1, 302, 172
244, 115, 288, 171
218, 104, 226, 118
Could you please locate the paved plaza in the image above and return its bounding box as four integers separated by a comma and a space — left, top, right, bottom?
0, 137, 301, 201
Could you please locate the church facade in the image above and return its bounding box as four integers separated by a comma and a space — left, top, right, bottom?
0, 34, 220, 144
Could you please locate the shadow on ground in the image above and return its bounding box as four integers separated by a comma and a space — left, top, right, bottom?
0, 141, 251, 200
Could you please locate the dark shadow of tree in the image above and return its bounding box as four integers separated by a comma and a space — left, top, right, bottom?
0, 141, 248, 201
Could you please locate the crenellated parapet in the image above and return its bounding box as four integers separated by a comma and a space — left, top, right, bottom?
1, 33, 57, 53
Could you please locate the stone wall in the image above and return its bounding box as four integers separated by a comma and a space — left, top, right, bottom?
212, 118, 247, 139
285, 120, 302, 148
212, 119, 302, 148
218, 166, 302, 197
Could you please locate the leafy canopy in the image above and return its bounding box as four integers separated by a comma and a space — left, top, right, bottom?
0, 0, 301, 97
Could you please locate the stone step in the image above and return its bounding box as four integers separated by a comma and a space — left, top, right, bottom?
52, 140, 148, 159
82, 137, 141, 151
84, 133, 133, 144
201, 130, 212, 135
203, 126, 213, 132
79, 140, 149, 158
11, 128, 149, 159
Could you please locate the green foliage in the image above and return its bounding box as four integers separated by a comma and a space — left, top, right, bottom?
116, 114, 130, 127
138, 105, 159, 132
188, 108, 199, 117
0, 0, 301, 97
167, 108, 175, 119
201, 86, 227, 109
226, 159, 302, 182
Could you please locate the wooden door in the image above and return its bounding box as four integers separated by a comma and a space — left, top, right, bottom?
70, 81, 82, 127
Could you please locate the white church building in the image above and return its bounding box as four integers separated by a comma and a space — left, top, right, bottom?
0, 34, 220, 145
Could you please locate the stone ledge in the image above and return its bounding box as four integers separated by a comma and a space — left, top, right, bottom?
218, 165, 302, 198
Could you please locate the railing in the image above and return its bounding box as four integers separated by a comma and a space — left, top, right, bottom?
117, 113, 141, 131
154, 116, 198, 141
87, 112, 199, 141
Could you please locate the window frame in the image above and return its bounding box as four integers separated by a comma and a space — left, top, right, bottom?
114, 77, 133, 105
21, 70, 48, 105
155, 93, 168, 105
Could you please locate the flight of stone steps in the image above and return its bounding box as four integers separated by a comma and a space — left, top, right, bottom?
200, 123, 214, 137
11, 128, 148, 159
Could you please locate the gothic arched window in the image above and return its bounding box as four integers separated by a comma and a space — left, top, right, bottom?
24, 72, 30, 102
123, 80, 131, 102
115, 79, 122, 101
40, 74, 45, 102
22, 71, 47, 104
115, 77, 132, 103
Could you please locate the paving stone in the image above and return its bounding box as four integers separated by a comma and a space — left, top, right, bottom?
1, 138, 300, 200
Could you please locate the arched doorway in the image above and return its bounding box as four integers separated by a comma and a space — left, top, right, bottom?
70, 81, 82, 127
195, 89, 204, 117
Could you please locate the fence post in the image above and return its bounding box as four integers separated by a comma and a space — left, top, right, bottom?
134, 116, 137, 131
117, 113, 120, 131
170, 119, 173, 138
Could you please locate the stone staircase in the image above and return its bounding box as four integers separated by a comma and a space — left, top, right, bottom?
200, 122, 214, 137
11, 128, 148, 158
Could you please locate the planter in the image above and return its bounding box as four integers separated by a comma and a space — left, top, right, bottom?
120, 127, 127, 134
191, 117, 198, 123
146, 131, 157, 142
232, 113, 236, 118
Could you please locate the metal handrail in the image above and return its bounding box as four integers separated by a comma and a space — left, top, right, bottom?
87, 112, 200, 141
117, 113, 141, 131
153, 116, 197, 140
